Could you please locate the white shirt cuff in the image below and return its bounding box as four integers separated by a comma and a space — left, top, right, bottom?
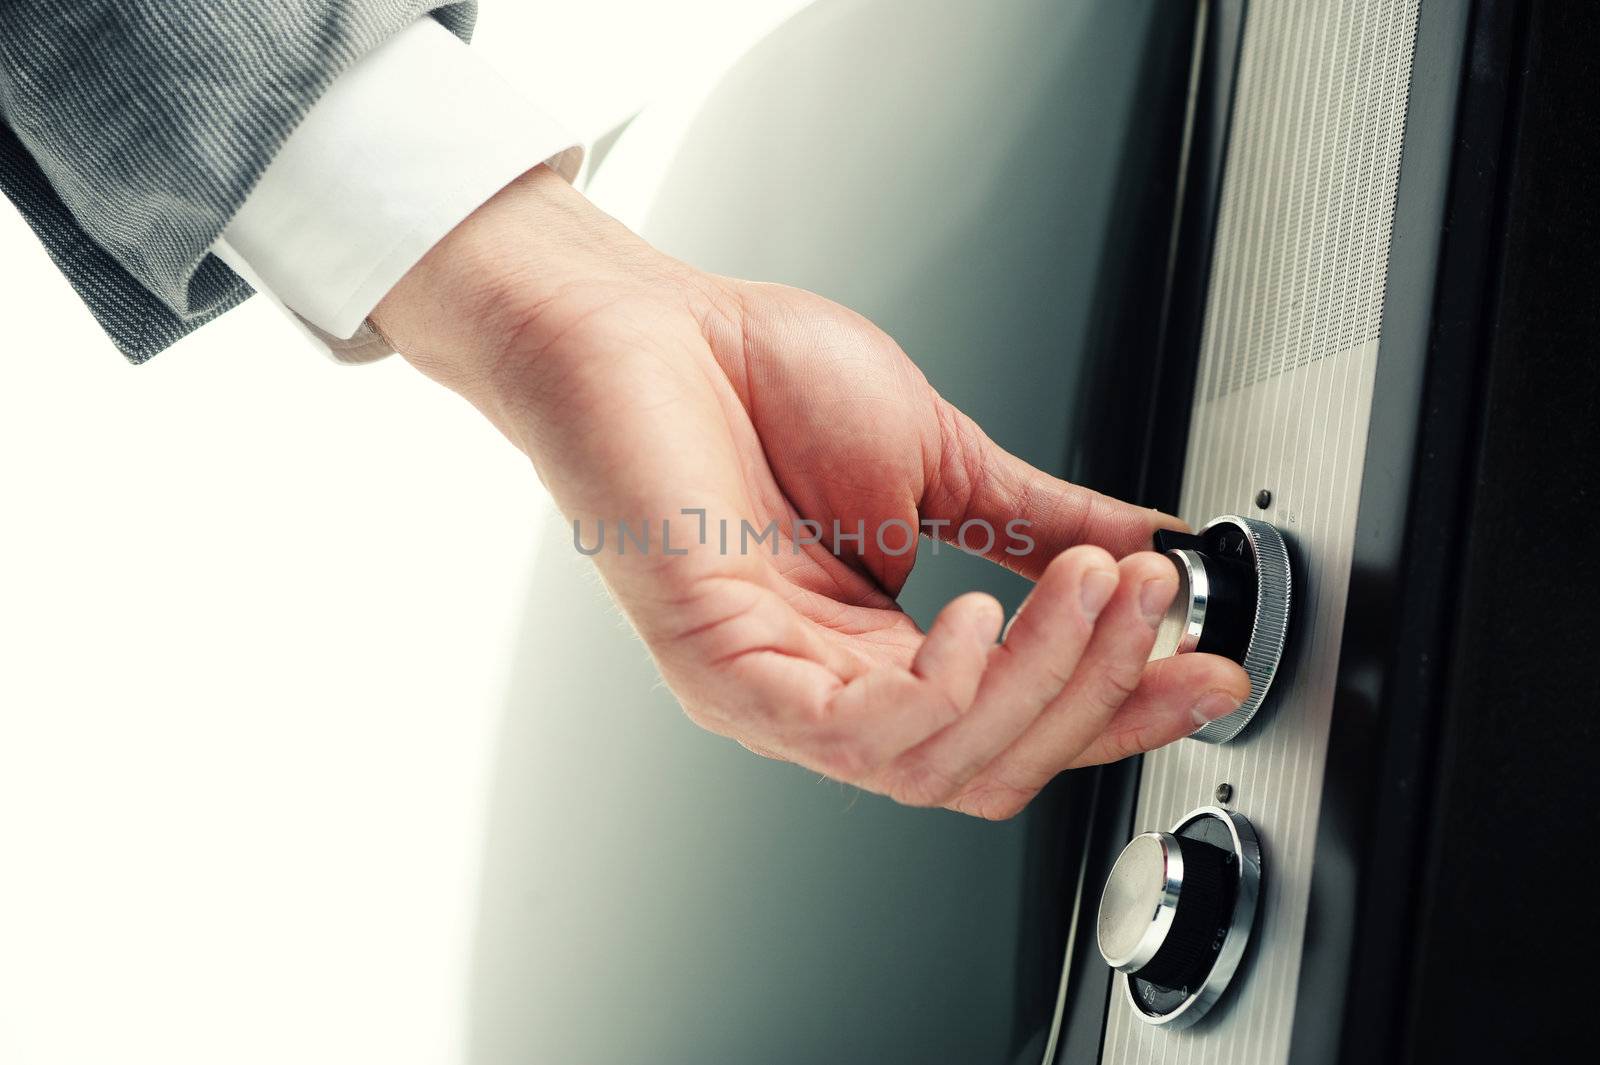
213, 18, 582, 359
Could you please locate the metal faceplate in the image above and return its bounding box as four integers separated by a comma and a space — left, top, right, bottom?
1099, 1, 1422, 1062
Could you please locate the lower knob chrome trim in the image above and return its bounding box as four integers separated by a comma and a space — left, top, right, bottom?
1097, 831, 1184, 973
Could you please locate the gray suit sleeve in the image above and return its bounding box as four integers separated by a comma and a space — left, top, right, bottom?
0, 1, 477, 362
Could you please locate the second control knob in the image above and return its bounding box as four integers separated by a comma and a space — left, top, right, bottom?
1097, 831, 1232, 988
1097, 806, 1263, 1028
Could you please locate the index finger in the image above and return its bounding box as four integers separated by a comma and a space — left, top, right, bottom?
920, 402, 1184, 579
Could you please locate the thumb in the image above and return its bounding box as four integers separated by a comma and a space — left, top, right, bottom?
920, 402, 1182, 580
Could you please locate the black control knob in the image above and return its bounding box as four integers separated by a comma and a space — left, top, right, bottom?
1097, 807, 1263, 1029
1149, 515, 1293, 743
1096, 831, 1233, 989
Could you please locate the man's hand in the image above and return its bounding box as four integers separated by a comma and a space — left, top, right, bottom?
372, 167, 1250, 819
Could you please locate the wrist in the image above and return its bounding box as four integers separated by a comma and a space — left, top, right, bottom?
371, 165, 580, 383
372, 165, 738, 449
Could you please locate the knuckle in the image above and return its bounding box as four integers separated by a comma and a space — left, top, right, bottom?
790, 692, 837, 732
883, 754, 964, 809
1103, 721, 1165, 764
930, 404, 996, 525
954, 782, 1036, 821
806, 733, 873, 781
1111, 663, 1144, 700
1096, 662, 1143, 709
921, 684, 967, 732
1037, 656, 1078, 693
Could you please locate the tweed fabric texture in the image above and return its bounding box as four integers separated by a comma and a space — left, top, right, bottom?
0, 2, 476, 362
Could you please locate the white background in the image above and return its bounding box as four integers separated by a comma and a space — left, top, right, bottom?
0, 3, 809, 1062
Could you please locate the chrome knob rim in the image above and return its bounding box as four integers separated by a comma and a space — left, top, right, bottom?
1151, 549, 1210, 660
1189, 515, 1292, 744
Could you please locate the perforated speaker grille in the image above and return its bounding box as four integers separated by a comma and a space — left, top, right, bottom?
1200, 1, 1417, 398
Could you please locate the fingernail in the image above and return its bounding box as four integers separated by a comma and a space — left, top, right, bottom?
1140, 577, 1177, 628
1002, 599, 1027, 643
1080, 568, 1117, 621
1190, 692, 1241, 728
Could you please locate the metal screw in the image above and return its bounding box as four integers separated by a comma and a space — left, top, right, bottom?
1254, 489, 1273, 509
1214, 782, 1233, 805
